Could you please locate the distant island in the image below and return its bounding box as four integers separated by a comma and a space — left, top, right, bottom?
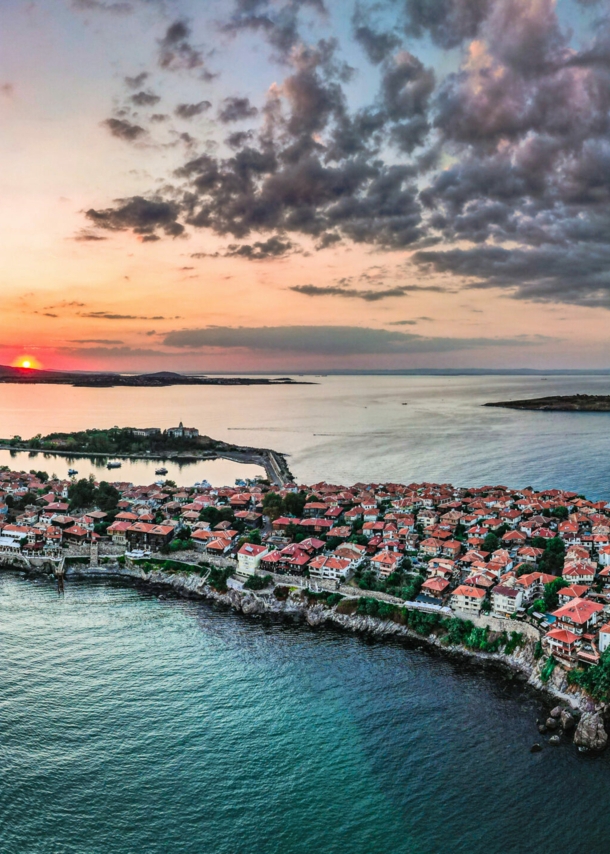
0, 365, 305, 388
485, 395, 610, 412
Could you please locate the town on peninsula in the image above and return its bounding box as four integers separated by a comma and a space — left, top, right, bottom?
2, 423, 610, 752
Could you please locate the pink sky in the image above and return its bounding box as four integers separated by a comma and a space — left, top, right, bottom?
1, 0, 609, 372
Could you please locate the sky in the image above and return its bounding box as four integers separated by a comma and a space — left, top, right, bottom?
1, 0, 610, 372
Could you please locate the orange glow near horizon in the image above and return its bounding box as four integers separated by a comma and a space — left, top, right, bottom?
12, 356, 41, 370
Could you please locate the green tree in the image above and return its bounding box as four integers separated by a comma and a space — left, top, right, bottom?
482, 531, 500, 553
539, 537, 565, 576
243, 574, 272, 590
68, 476, 96, 510
542, 576, 569, 611
283, 491, 307, 517
262, 491, 284, 520
94, 481, 120, 513
247, 528, 262, 545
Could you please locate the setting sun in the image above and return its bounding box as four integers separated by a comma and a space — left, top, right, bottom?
12, 356, 41, 370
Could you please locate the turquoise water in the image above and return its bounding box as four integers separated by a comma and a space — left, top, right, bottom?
1, 573, 609, 854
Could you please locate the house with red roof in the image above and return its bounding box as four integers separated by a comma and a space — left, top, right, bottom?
450, 584, 486, 616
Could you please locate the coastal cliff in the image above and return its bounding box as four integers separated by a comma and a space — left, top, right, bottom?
65, 563, 609, 748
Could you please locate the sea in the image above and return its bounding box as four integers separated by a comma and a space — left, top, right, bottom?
1, 373, 610, 496
1, 374, 610, 853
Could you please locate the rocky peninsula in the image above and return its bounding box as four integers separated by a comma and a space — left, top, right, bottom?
485, 394, 610, 411
0, 426, 294, 486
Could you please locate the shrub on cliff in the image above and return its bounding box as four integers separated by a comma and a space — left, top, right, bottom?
441, 616, 474, 645
207, 566, 233, 592
357, 597, 380, 617
336, 598, 358, 616
568, 649, 610, 702
540, 656, 557, 683
406, 609, 441, 635
243, 574, 272, 590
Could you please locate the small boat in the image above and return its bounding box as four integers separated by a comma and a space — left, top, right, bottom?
155, 467, 168, 475
235, 478, 246, 487
67, 468, 78, 476
106, 460, 122, 469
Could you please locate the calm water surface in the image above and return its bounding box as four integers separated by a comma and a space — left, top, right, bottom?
1, 573, 609, 854
0, 374, 609, 495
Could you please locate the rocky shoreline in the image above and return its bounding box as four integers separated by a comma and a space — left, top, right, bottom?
62, 562, 609, 752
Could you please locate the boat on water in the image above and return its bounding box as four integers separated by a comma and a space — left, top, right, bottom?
106, 460, 122, 469
67, 468, 78, 476
155, 467, 168, 475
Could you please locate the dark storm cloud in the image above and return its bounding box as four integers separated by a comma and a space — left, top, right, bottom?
224, 236, 296, 258
218, 97, 258, 123
175, 101, 212, 119
125, 72, 149, 89
413, 244, 610, 308
71, 338, 125, 344
225, 130, 255, 149
83, 0, 610, 309
158, 20, 213, 78
291, 284, 413, 301
103, 118, 146, 141
402, 0, 493, 49
222, 0, 327, 62
79, 311, 168, 320
162, 324, 547, 355
85, 196, 184, 238
131, 90, 160, 106
291, 281, 446, 300
352, 15, 402, 65
72, 230, 108, 241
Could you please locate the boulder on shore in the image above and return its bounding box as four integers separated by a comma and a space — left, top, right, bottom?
560, 709, 575, 731
545, 717, 558, 730
550, 706, 562, 719
574, 712, 608, 751
306, 606, 327, 627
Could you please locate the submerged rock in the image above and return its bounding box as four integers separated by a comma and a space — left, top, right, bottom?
537, 723, 547, 734
545, 717, 558, 730
530, 743, 543, 753
574, 712, 608, 751
549, 735, 561, 746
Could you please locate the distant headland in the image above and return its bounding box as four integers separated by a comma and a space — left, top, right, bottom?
0, 365, 307, 388
485, 395, 610, 412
